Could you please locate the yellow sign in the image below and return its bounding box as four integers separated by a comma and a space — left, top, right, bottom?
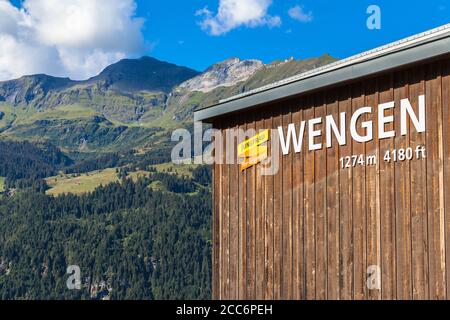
238, 130, 269, 157
240, 149, 268, 171
238, 130, 270, 171
239, 145, 268, 158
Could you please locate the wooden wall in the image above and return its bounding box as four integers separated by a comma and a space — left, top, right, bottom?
212, 56, 450, 300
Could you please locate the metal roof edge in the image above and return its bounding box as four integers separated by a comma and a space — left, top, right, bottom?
194, 24, 450, 123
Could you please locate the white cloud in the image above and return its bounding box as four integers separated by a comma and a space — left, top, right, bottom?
0, 0, 145, 81
288, 5, 313, 23
197, 0, 281, 36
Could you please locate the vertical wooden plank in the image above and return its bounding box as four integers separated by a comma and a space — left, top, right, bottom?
281, 105, 293, 299
304, 96, 316, 299
315, 93, 328, 300
255, 113, 266, 299
217, 121, 225, 299
364, 77, 382, 300
438, 62, 447, 301
425, 61, 446, 299
326, 89, 340, 300
339, 86, 353, 300
263, 109, 274, 300
351, 82, 367, 300
292, 103, 305, 299
246, 114, 257, 300
238, 119, 248, 299
443, 60, 450, 299
212, 121, 222, 300
409, 65, 429, 300
394, 70, 413, 300
437, 61, 447, 300
223, 120, 231, 299
379, 73, 397, 300
228, 119, 239, 299
273, 106, 283, 300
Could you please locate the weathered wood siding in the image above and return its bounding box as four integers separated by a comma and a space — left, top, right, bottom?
212, 56, 450, 300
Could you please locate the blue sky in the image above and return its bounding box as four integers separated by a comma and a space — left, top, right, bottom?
140, 0, 449, 71
1, 0, 449, 80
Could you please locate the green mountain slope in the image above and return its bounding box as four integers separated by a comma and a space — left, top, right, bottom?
0, 54, 336, 156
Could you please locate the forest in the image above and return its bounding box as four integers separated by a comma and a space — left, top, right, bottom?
0, 140, 212, 300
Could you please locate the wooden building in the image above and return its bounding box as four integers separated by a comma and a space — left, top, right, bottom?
194, 24, 450, 300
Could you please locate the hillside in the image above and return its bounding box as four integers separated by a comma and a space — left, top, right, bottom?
0, 54, 336, 157
0, 166, 212, 300
0, 139, 213, 300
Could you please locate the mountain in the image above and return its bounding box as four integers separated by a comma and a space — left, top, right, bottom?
0, 57, 199, 120
0, 54, 336, 155
179, 58, 264, 93
170, 54, 336, 121
88, 57, 200, 93
0, 75, 74, 106
0, 57, 198, 102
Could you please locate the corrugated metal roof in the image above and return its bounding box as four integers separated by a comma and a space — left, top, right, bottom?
194, 23, 450, 122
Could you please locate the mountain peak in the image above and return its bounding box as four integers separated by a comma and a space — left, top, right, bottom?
180, 58, 264, 93
0, 74, 74, 105
214, 57, 240, 65
1, 74, 74, 87
89, 56, 200, 93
